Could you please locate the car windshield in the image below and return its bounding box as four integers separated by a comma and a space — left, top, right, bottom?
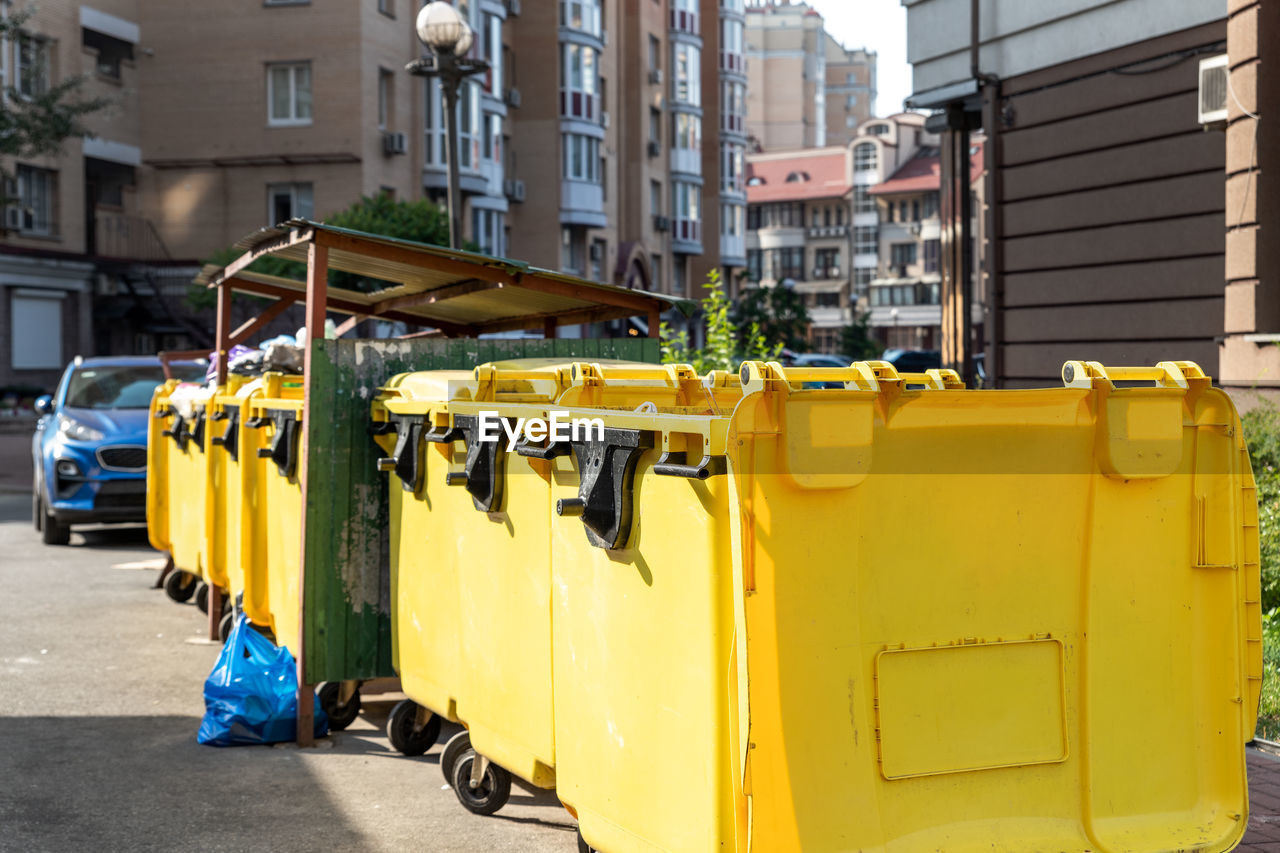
65, 366, 170, 409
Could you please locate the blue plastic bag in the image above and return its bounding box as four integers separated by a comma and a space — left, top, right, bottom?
197, 615, 328, 746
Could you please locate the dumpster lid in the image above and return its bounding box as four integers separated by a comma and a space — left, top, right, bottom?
196, 220, 694, 337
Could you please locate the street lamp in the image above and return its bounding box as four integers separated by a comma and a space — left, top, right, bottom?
409, 2, 489, 250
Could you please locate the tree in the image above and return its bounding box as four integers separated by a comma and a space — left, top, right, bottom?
191, 194, 458, 310
0, 7, 111, 207
838, 309, 882, 360
660, 270, 781, 373
731, 284, 811, 353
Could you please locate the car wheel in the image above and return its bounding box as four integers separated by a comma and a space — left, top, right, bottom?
41, 505, 70, 546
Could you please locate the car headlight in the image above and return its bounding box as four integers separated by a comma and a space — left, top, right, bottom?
58, 414, 105, 442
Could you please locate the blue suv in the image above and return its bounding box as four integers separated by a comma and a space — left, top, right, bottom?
32, 356, 206, 545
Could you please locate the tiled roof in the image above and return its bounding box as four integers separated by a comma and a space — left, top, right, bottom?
745, 149, 848, 203
869, 142, 985, 195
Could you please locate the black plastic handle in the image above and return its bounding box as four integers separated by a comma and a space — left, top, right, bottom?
515, 439, 572, 460
423, 423, 461, 443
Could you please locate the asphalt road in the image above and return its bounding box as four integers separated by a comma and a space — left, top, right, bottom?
0, 493, 578, 853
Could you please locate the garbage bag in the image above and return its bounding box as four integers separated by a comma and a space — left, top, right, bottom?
197, 615, 328, 746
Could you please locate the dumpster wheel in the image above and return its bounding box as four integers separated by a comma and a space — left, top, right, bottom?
387, 699, 442, 756
440, 729, 471, 785
218, 611, 234, 643
163, 570, 198, 604
449, 746, 512, 816
317, 682, 362, 731
195, 582, 210, 614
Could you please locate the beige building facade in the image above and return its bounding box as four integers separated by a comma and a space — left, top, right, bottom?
1, 0, 746, 385
744, 1, 874, 152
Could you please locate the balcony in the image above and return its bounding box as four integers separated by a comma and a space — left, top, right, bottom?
670, 8, 699, 35
670, 147, 702, 177
719, 50, 743, 74
720, 233, 745, 266
806, 224, 848, 239
672, 217, 701, 254
810, 266, 843, 280
559, 180, 606, 228
721, 112, 744, 135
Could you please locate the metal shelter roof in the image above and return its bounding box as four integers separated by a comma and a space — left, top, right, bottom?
197, 220, 692, 337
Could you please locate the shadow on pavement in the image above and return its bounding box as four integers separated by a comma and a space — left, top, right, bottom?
0, 715, 374, 853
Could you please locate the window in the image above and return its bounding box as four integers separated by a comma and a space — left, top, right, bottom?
483, 112, 501, 162
14, 165, 55, 235
671, 42, 700, 106
836, 207, 845, 226
853, 186, 875, 214
16, 32, 50, 98
890, 243, 917, 267
378, 68, 393, 129
846, 94, 856, 108
267, 62, 312, 126
867, 123, 890, 136
746, 205, 760, 230
721, 80, 745, 133
923, 192, 939, 218
671, 0, 699, 32
268, 182, 314, 224
746, 249, 762, 282
846, 116, 857, 128
589, 238, 606, 281
82, 29, 133, 81
560, 42, 599, 120
378, 0, 395, 17
720, 202, 743, 236
650, 180, 662, 216
719, 17, 743, 71
562, 228, 584, 274
854, 226, 877, 254
764, 247, 803, 281
649, 35, 661, 71
559, 0, 602, 36
814, 292, 840, 308
483, 14, 502, 94
853, 142, 877, 172
472, 209, 504, 256
562, 133, 601, 183
854, 268, 874, 292
649, 107, 661, 143
651, 253, 663, 292
672, 181, 700, 243
898, 201, 909, 222
673, 111, 700, 151
721, 142, 744, 193
923, 239, 940, 273
815, 247, 840, 277
11, 291, 62, 369
721, 0, 745, 11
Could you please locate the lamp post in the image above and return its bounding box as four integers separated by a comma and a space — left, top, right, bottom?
408, 2, 489, 250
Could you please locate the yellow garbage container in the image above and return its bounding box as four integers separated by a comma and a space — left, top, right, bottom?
405, 358, 1258, 853
207, 376, 261, 637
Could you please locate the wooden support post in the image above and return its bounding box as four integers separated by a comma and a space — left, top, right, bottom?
544, 317, 557, 339
295, 240, 328, 747
207, 585, 222, 642
647, 309, 661, 338
214, 285, 231, 386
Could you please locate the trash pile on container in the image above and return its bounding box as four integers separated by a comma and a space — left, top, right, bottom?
148, 355, 1262, 853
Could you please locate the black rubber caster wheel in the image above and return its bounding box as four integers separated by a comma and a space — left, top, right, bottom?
450, 747, 512, 816
195, 581, 210, 614
163, 569, 198, 603
317, 682, 361, 731
386, 699, 442, 756
440, 729, 471, 785
218, 611, 234, 643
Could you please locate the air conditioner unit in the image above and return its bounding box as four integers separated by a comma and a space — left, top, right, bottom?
908, 222, 921, 236
382, 131, 408, 156
504, 178, 526, 202
647, 139, 661, 158
652, 214, 670, 232
3, 205, 24, 231
648, 68, 663, 85
1198, 54, 1228, 125
506, 0, 521, 16
504, 87, 521, 108
602, 111, 610, 129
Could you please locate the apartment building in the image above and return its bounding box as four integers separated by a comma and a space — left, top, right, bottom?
866, 139, 984, 350
742, 113, 933, 354
0, 0, 748, 386
743, 147, 850, 352
744, 1, 875, 152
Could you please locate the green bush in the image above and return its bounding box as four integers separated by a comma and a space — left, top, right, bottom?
1244, 403, 1280, 739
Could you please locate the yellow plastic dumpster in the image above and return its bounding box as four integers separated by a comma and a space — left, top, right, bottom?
240, 372, 306, 652
372, 361, 744, 813
207, 376, 265, 634
405, 359, 1259, 853
148, 380, 221, 599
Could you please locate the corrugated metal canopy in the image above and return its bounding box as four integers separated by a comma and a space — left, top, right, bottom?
198, 220, 693, 336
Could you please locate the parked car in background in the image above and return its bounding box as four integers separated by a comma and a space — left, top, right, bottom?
881, 348, 942, 373
786, 353, 851, 368
32, 355, 206, 545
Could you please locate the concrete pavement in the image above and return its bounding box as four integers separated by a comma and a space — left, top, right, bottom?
0, 493, 577, 853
